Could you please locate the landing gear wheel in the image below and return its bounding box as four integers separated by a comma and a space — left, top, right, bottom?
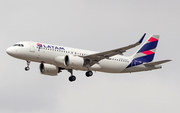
69, 75, 76, 82
25, 60, 31, 71
25, 67, 30, 71
86, 71, 93, 77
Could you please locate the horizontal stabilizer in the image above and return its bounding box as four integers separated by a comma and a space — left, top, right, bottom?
144, 60, 172, 66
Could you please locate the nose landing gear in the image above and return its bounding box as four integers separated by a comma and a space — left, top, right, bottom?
25, 60, 31, 71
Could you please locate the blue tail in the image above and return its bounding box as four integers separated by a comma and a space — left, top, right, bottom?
127, 34, 160, 68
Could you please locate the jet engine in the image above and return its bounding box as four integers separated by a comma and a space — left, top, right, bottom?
64, 55, 84, 68
39, 63, 61, 76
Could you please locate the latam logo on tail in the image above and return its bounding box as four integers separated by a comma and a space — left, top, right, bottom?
37, 43, 65, 51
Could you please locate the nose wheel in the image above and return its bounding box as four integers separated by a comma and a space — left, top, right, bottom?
25, 67, 30, 71
25, 60, 31, 71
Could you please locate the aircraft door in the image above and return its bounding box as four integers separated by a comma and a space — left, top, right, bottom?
29, 41, 35, 52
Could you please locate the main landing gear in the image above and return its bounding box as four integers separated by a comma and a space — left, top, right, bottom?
67, 69, 93, 82
25, 60, 31, 71
68, 69, 76, 82
85, 64, 93, 77
86, 71, 93, 77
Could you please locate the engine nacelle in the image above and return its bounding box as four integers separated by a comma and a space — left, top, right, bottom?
64, 55, 84, 68
39, 63, 61, 76
54, 56, 66, 66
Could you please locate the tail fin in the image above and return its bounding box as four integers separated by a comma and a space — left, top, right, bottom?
127, 34, 160, 68
133, 34, 159, 63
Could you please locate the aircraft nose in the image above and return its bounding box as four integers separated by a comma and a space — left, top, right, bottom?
6, 47, 14, 56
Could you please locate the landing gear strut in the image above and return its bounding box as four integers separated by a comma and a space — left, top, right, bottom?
25, 60, 31, 71
68, 69, 76, 82
85, 64, 93, 77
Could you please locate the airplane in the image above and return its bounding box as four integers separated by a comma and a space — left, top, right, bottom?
6, 33, 171, 82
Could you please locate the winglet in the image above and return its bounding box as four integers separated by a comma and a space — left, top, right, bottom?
138, 33, 146, 43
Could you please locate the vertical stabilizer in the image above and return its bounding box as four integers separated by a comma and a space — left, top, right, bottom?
127, 35, 159, 67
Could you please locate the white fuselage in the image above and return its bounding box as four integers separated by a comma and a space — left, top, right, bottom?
6, 34, 170, 82
7, 41, 132, 73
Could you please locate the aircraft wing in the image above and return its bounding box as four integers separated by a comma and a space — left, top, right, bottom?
84, 33, 146, 66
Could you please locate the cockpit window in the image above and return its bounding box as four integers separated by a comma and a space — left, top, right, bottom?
13, 44, 24, 47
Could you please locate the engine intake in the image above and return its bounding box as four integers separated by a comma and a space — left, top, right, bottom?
64, 55, 84, 68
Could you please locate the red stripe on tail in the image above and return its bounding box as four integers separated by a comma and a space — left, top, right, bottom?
142, 50, 155, 55
148, 37, 158, 42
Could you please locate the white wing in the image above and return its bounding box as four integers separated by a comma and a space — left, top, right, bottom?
84, 33, 146, 66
